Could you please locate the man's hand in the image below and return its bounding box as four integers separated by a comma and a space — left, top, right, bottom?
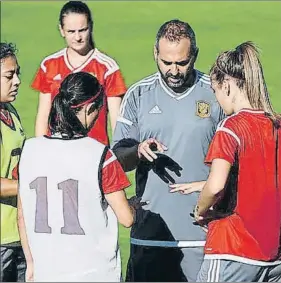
138, 138, 167, 162
152, 154, 182, 184
169, 181, 206, 194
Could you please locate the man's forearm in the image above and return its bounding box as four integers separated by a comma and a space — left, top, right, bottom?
112, 138, 140, 172
0, 178, 18, 197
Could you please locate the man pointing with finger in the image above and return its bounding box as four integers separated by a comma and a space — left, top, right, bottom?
112, 19, 225, 282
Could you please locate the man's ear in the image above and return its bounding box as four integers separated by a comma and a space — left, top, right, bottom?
59, 24, 65, 38
153, 45, 158, 62
194, 47, 199, 61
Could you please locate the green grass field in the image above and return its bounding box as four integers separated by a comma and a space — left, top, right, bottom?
2, 1, 281, 277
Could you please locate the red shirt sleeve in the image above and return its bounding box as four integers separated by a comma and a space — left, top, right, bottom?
102, 149, 130, 194
31, 65, 52, 94
205, 129, 239, 165
104, 69, 127, 97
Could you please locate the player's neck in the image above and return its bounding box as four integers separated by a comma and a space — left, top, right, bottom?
66, 46, 94, 69
233, 96, 253, 113
67, 45, 94, 58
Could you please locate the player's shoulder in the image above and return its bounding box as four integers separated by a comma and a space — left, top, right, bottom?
93, 48, 120, 76
21, 137, 42, 155
40, 48, 65, 72
217, 111, 246, 133
216, 111, 260, 145
81, 137, 107, 151
23, 136, 43, 145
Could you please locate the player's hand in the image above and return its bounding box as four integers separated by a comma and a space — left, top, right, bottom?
25, 261, 34, 282
138, 138, 167, 162
128, 196, 149, 210
190, 206, 229, 233
190, 206, 208, 233
169, 181, 206, 194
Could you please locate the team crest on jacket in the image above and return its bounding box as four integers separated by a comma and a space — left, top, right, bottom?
196, 100, 211, 118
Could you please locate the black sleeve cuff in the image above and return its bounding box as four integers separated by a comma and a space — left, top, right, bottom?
112, 138, 140, 172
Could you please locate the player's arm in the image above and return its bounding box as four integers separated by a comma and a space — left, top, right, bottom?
101, 149, 134, 227
105, 190, 134, 228
0, 156, 19, 197
104, 68, 127, 134
31, 60, 53, 137
195, 159, 231, 218
107, 96, 123, 133
35, 92, 52, 136
194, 128, 238, 220
17, 195, 34, 281
0, 178, 18, 197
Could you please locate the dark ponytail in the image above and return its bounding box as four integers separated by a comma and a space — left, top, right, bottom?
49, 72, 103, 138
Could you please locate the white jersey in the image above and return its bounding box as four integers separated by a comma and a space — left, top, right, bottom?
19, 136, 121, 282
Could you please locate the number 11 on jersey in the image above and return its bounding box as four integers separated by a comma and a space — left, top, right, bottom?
30, 177, 85, 235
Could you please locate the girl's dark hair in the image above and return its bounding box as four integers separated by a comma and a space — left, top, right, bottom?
49, 72, 103, 138
0, 42, 17, 62
59, 1, 94, 48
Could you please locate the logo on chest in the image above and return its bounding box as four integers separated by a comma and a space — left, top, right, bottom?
149, 105, 162, 114
196, 100, 211, 118
53, 74, 62, 81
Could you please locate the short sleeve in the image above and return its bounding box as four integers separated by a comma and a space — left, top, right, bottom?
205, 128, 239, 165
31, 64, 52, 94
102, 149, 130, 194
104, 69, 127, 97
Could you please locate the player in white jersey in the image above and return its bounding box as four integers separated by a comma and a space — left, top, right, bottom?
17, 72, 140, 282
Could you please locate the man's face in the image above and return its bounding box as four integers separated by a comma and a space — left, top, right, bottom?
154, 37, 197, 92
59, 13, 91, 53
0, 56, 21, 103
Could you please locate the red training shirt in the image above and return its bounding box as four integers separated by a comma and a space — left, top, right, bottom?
204, 109, 281, 265
31, 48, 127, 145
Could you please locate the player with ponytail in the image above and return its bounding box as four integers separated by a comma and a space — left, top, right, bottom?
193, 42, 281, 282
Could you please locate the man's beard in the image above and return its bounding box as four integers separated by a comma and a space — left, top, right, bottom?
157, 64, 196, 93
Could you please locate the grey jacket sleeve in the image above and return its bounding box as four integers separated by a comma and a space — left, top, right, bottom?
111, 86, 141, 172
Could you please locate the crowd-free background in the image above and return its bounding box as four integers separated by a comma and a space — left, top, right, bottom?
2, 0, 281, 276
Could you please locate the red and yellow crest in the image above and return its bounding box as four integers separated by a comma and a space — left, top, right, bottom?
196, 100, 211, 118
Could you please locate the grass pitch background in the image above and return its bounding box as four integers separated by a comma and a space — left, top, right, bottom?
2, 1, 281, 276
